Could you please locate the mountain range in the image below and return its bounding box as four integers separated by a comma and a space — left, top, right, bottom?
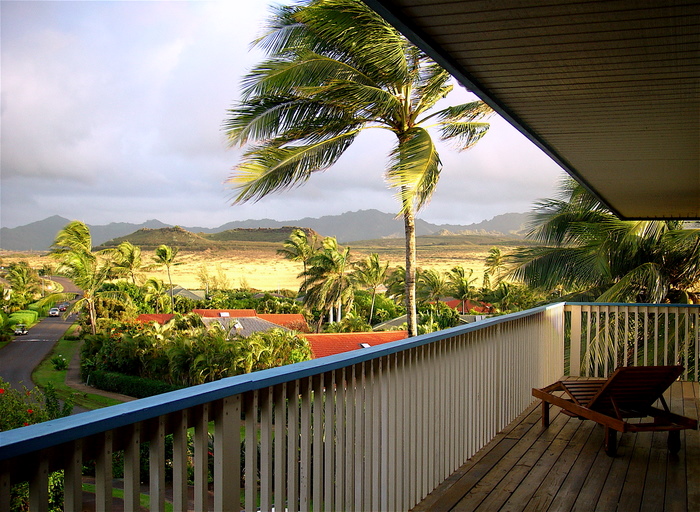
0, 210, 531, 251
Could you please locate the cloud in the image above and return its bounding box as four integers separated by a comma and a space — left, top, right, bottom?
0, 1, 563, 231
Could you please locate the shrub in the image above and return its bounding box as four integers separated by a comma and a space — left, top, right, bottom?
88, 371, 182, 398
50, 354, 69, 371
8, 310, 38, 326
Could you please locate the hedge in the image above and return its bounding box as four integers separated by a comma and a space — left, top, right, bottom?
88, 371, 183, 398
9, 310, 38, 326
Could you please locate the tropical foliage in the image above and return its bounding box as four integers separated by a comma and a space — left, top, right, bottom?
81, 319, 313, 388
223, 0, 492, 335
3, 262, 42, 311
510, 179, 700, 303
351, 253, 389, 324
50, 220, 126, 335
153, 244, 180, 311
301, 236, 354, 328
277, 228, 320, 291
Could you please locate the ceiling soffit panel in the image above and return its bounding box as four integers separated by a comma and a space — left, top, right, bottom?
363, 0, 700, 220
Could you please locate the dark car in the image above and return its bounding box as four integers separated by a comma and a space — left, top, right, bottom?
58, 303, 68, 312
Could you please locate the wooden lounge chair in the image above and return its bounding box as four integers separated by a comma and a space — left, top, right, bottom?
532, 365, 698, 456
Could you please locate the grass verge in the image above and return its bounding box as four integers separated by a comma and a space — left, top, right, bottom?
32, 329, 123, 410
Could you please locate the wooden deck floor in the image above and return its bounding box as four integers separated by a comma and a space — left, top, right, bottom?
412, 381, 699, 512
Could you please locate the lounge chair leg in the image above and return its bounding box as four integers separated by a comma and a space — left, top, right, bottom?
668, 430, 681, 453
604, 428, 617, 456
541, 401, 550, 427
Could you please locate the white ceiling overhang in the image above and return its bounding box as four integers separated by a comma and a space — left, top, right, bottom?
363, 0, 700, 219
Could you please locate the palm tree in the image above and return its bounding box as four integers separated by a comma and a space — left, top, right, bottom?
153, 244, 179, 312
301, 237, 354, 330
112, 241, 144, 285
510, 178, 700, 303
485, 247, 506, 285
277, 229, 320, 293
223, 0, 492, 336
351, 253, 389, 324
385, 266, 407, 304
448, 266, 478, 313
4, 262, 41, 311
417, 268, 449, 304
143, 278, 172, 314
50, 221, 119, 335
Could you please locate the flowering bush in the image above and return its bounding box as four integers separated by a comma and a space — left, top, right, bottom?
0, 380, 73, 511
0, 379, 72, 432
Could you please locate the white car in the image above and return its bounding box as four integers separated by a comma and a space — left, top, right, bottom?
48, 308, 60, 317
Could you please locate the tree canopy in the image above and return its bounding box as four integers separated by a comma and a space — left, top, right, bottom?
511, 179, 700, 304
223, 0, 492, 335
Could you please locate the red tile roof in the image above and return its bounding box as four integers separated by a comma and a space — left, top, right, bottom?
443, 299, 494, 314
191, 309, 257, 318
304, 331, 408, 359
134, 314, 175, 324
258, 314, 309, 332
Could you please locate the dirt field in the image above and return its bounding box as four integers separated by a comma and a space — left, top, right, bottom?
0, 235, 520, 293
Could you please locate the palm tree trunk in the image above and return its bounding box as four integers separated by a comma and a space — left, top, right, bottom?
369, 288, 377, 325
87, 299, 98, 336
404, 208, 418, 337
166, 267, 174, 312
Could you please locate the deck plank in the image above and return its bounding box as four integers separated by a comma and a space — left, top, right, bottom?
411, 381, 698, 512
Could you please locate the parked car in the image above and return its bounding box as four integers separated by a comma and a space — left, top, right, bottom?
14, 324, 28, 335
48, 308, 60, 317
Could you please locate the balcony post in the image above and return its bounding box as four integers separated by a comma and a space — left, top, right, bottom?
570, 306, 582, 376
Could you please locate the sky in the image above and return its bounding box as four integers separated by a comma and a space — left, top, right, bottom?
0, 0, 565, 230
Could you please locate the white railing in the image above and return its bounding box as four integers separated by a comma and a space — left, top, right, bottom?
566, 303, 700, 380
0, 304, 565, 511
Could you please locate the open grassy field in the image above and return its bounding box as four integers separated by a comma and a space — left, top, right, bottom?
0, 234, 529, 293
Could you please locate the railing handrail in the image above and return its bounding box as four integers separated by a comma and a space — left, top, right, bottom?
0, 302, 564, 460
565, 302, 700, 308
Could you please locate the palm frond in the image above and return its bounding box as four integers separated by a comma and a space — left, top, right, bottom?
228, 129, 361, 203
301, 80, 402, 123
241, 52, 376, 101
431, 101, 493, 123
386, 127, 441, 213
412, 63, 452, 114
225, 96, 359, 146
596, 262, 667, 303
296, 0, 410, 85
439, 121, 490, 150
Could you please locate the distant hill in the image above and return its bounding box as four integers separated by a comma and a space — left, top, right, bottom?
100, 226, 219, 250
0, 210, 531, 251
204, 227, 321, 243
100, 226, 322, 249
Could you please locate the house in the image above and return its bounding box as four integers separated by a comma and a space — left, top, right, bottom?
257, 313, 309, 332
199, 316, 286, 338
191, 308, 257, 318
304, 330, 408, 359
443, 299, 494, 314
170, 286, 205, 301
134, 309, 309, 334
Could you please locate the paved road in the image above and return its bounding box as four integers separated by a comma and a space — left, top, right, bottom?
0, 277, 79, 390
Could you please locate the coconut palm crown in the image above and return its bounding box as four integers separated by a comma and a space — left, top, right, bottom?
224, 0, 492, 335
510, 179, 700, 304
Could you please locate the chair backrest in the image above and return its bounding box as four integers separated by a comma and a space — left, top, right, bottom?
586, 365, 683, 415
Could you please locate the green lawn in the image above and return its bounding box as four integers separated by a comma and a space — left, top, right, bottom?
32, 330, 123, 410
